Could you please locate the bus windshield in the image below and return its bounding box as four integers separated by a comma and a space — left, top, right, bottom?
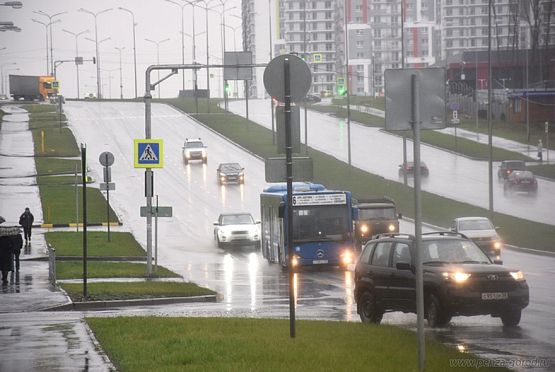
293, 205, 348, 241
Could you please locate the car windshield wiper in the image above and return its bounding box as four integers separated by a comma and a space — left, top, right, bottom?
423, 261, 450, 265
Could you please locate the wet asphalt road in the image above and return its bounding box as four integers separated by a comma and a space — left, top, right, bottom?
0, 102, 554, 371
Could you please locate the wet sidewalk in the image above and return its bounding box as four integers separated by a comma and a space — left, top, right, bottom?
1, 105, 114, 371
339, 104, 555, 162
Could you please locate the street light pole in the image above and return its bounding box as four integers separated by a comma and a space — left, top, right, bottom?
118, 7, 138, 99
145, 38, 171, 98
79, 8, 113, 99
165, 0, 187, 93
63, 28, 89, 99
115, 47, 126, 99
34, 10, 67, 76
31, 19, 52, 75
344, 0, 352, 166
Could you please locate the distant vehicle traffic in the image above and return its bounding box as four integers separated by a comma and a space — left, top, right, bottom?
320, 90, 333, 98
497, 160, 526, 180
398, 161, 429, 177
450, 217, 502, 259
354, 232, 529, 327
217, 163, 244, 185
9, 75, 59, 101
260, 182, 355, 269
302, 94, 322, 103
182, 138, 207, 164
504, 170, 538, 196
213, 213, 260, 249
353, 197, 400, 249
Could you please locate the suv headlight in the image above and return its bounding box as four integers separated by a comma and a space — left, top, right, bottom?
493, 240, 502, 249
510, 271, 525, 281
443, 271, 471, 283
341, 249, 354, 266
360, 224, 368, 233
388, 224, 396, 232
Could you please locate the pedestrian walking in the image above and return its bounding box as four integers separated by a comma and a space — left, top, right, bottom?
19, 207, 34, 243
537, 139, 543, 162
0, 216, 19, 285
11, 227, 23, 271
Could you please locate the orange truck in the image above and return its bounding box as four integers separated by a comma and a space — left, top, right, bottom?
9, 75, 59, 101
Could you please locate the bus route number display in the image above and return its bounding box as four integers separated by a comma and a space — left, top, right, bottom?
292, 193, 346, 206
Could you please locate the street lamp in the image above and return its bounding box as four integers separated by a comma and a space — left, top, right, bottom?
32, 18, 60, 75
63, 28, 89, 99
144, 38, 171, 98
118, 7, 138, 99
99, 69, 117, 99
0, 62, 16, 95
197, 0, 221, 112
165, 0, 188, 92
115, 47, 126, 99
85, 35, 111, 99
33, 10, 67, 76
79, 7, 113, 99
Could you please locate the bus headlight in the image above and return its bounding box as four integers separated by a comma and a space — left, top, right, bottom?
493, 240, 502, 250
360, 224, 368, 234
341, 250, 354, 266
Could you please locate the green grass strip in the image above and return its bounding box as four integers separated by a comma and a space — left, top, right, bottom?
56, 261, 179, 279
60, 282, 215, 302
47, 231, 145, 257
86, 317, 504, 372
35, 158, 82, 176
39, 184, 119, 224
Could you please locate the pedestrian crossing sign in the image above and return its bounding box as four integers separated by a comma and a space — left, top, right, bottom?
134, 139, 164, 168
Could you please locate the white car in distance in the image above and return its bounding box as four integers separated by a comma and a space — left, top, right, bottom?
213, 213, 260, 249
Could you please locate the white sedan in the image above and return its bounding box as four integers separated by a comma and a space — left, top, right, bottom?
213, 213, 260, 249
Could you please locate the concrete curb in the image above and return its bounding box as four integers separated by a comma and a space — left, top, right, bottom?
23, 256, 147, 261
42, 294, 217, 311
33, 222, 122, 228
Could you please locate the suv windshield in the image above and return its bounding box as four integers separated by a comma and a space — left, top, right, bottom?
185, 141, 203, 148
221, 214, 254, 225
422, 239, 490, 264
359, 207, 396, 219
458, 219, 493, 231
503, 161, 525, 170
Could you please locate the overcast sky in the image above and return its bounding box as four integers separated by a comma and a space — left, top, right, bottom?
1, 0, 243, 98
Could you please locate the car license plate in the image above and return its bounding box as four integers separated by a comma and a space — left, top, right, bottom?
481, 292, 508, 300
313, 259, 328, 264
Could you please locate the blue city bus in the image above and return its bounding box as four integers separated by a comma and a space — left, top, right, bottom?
260, 182, 355, 268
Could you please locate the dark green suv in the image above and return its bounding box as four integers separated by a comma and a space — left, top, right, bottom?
354, 232, 529, 327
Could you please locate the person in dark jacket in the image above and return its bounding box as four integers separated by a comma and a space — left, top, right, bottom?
11, 229, 23, 271
19, 207, 34, 242
0, 216, 19, 285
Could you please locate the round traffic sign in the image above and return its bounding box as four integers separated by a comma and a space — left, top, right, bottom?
263, 54, 311, 103
99, 151, 115, 167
